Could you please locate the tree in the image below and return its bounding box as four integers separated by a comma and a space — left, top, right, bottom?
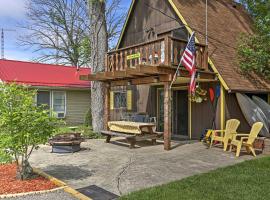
19, 0, 90, 67
238, 0, 270, 79
88, 0, 108, 132
87, 0, 126, 132
0, 83, 58, 180
19, 0, 125, 66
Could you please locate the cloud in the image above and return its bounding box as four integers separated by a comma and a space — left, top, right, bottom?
0, 0, 27, 19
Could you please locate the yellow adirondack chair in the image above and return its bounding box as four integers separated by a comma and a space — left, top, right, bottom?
229, 122, 263, 157
210, 119, 240, 151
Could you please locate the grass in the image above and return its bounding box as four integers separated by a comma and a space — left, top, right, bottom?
56, 125, 105, 139
120, 156, 270, 200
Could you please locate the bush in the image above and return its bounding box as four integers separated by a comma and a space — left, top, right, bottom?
84, 107, 92, 127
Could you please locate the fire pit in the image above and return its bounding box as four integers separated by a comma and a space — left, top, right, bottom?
49, 133, 84, 153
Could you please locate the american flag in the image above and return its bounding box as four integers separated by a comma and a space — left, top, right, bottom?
170, 32, 197, 93
181, 33, 196, 73
189, 69, 197, 93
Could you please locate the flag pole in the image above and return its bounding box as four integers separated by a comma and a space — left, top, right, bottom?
170, 32, 195, 89
206, 0, 208, 45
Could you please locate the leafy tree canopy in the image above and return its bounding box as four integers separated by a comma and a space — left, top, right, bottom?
238, 0, 270, 79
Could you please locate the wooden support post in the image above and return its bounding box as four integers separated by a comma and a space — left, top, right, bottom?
104, 83, 110, 131
188, 91, 192, 139
164, 82, 172, 150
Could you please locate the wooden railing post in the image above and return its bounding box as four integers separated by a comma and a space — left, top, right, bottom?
164, 36, 171, 66
204, 46, 209, 70
164, 82, 172, 150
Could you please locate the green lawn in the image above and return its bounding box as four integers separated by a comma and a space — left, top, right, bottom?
120, 156, 270, 200
56, 125, 105, 139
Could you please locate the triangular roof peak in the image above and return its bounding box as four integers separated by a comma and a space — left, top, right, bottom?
116, 0, 270, 92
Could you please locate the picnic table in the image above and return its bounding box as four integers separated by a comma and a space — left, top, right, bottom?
101, 121, 163, 148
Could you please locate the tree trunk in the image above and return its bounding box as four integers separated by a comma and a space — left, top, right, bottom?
16, 159, 34, 180
88, 0, 108, 132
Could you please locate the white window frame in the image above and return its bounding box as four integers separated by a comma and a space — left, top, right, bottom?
52, 91, 67, 118
35, 90, 66, 119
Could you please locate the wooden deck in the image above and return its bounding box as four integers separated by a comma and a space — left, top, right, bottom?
80, 36, 215, 85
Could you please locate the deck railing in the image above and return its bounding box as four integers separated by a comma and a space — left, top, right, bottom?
106, 36, 208, 72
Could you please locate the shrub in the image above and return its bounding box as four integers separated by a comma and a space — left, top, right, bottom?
0, 83, 58, 180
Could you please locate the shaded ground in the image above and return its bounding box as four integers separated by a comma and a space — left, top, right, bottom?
30, 139, 255, 195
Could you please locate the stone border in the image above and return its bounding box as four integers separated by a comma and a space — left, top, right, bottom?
0, 168, 92, 200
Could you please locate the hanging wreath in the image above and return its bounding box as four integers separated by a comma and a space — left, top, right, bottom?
189, 85, 208, 103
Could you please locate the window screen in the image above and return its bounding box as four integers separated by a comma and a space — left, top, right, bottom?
36, 91, 50, 109
53, 91, 66, 112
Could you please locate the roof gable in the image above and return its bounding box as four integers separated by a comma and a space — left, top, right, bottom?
0, 60, 91, 88
117, 0, 182, 48
117, 0, 270, 92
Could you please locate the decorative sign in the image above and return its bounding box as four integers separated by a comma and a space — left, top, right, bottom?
127, 53, 141, 60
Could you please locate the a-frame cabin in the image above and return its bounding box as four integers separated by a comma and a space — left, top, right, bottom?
81, 0, 270, 150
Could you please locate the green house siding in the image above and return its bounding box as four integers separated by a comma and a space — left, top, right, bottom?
66, 90, 91, 125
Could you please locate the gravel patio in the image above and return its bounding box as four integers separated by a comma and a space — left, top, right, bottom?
29, 139, 255, 196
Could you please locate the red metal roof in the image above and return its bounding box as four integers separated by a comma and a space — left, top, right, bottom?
0, 60, 91, 88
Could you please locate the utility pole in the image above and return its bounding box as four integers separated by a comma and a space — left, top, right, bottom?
1, 28, 16, 59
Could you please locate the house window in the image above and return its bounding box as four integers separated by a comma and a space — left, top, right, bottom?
114, 91, 126, 109
36, 91, 50, 109
52, 91, 66, 116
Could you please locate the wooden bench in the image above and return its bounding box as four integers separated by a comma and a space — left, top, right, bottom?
101, 130, 163, 149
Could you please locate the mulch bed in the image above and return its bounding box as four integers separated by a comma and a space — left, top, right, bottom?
0, 163, 58, 195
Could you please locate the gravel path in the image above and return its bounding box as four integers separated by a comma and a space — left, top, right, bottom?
5, 189, 78, 200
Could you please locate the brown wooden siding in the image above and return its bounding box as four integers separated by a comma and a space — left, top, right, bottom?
191, 83, 216, 139
119, 0, 185, 48
66, 90, 91, 125
225, 93, 250, 132
110, 85, 156, 120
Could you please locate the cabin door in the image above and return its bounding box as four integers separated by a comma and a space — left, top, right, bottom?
172, 90, 189, 138
157, 89, 189, 139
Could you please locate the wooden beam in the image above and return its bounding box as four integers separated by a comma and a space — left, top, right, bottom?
137, 65, 176, 75
79, 74, 100, 81
163, 82, 172, 150
126, 68, 147, 76
159, 74, 173, 82
113, 71, 133, 78
110, 74, 173, 87
132, 76, 159, 85
96, 72, 115, 80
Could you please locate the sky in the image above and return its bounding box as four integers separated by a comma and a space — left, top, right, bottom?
0, 0, 132, 62
0, 0, 241, 63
